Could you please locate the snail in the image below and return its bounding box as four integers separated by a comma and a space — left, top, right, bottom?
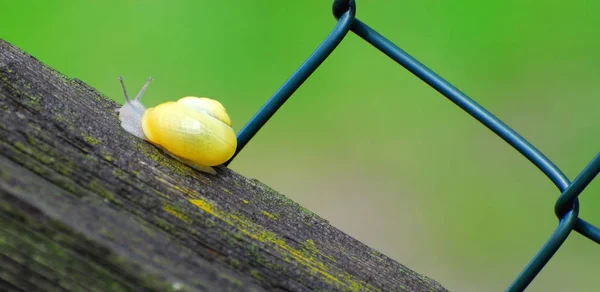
116, 76, 237, 175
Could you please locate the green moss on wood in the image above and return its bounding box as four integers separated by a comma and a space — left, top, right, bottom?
88, 180, 122, 206
84, 135, 101, 145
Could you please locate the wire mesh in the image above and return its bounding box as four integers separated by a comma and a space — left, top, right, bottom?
226, 1, 600, 290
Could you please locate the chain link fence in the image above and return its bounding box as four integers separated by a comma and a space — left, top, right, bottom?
226, 1, 600, 291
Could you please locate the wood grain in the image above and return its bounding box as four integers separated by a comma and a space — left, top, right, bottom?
0, 39, 449, 292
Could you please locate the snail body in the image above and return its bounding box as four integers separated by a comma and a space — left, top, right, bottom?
117, 77, 236, 174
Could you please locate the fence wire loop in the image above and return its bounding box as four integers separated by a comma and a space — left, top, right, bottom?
226, 1, 600, 291
555, 154, 600, 219
332, 0, 354, 19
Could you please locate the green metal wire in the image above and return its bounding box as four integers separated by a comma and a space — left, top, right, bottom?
227, 1, 600, 291
224, 1, 355, 165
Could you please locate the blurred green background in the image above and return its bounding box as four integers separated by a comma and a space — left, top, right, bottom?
3, 1, 600, 291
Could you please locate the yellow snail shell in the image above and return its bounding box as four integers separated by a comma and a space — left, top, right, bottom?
117, 77, 236, 174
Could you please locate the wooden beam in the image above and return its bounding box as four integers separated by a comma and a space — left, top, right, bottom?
0, 39, 448, 292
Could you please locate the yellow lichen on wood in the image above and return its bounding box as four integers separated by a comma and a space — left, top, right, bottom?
261, 210, 279, 220
187, 198, 378, 292
189, 199, 217, 217
164, 205, 192, 224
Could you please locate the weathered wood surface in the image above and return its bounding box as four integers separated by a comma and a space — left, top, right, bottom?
0, 39, 449, 292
